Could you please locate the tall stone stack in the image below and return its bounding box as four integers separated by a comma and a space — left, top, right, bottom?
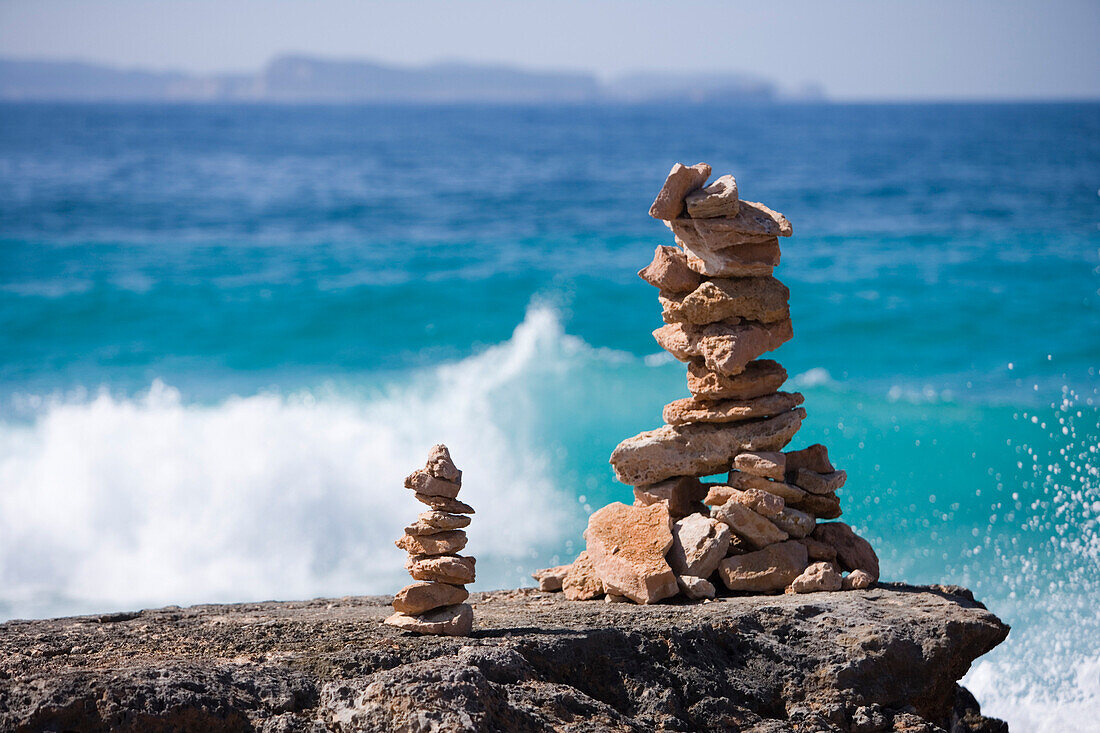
534, 164, 880, 603
385, 445, 475, 636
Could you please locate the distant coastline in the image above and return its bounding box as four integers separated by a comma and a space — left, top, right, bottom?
0, 54, 825, 104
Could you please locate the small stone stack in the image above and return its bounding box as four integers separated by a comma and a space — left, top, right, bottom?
535, 164, 880, 602
385, 445, 474, 635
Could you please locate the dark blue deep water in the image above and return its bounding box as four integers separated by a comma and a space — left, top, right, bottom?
1, 102, 1098, 727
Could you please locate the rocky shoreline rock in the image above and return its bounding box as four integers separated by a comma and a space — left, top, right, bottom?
0, 584, 1008, 731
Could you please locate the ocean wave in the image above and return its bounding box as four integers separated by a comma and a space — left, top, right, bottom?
0, 305, 596, 620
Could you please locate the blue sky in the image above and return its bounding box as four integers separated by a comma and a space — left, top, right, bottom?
1, 0, 1098, 100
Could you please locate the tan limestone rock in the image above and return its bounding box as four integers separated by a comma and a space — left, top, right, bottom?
392, 581, 470, 615
711, 500, 789, 549
653, 319, 793, 376
718, 541, 808, 593
791, 468, 847, 495
702, 484, 784, 518
796, 537, 838, 562
687, 359, 787, 400
404, 469, 461, 499
609, 408, 805, 486
649, 163, 711, 220
384, 603, 473, 636
790, 562, 843, 594
667, 513, 731, 578
770, 506, 815, 539
638, 245, 703, 293
604, 593, 630, 604
531, 565, 571, 592
562, 550, 605, 601
406, 554, 476, 585
426, 444, 462, 482
663, 391, 804, 427
584, 502, 678, 605
396, 530, 468, 556
733, 451, 786, 480
670, 200, 791, 248
414, 493, 475, 514
413, 511, 471, 532
843, 569, 875, 590
812, 522, 880, 581
684, 175, 738, 219
678, 236, 781, 278
726, 471, 808, 503
632, 476, 708, 518
676, 574, 716, 600
785, 444, 834, 474
660, 277, 790, 326
793, 492, 842, 519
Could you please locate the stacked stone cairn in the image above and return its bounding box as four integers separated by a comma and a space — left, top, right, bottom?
385, 444, 475, 635
533, 164, 881, 603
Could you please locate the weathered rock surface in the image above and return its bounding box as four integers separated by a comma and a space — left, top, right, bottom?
406, 554, 476, 585
670, 200, 792, 246
384, 603, 473, 636
795, 491, 843, 519
790, 562, 844, 594
531, 565, 571, 592
725, 469, 808, 502
649, 162, 710, 220
712, 500, 790, 549
734, 450, 787, 479
793, 467, 848, 494
0, 586, 1008, 732
632, 475, 707, 518
562, 549, 605, 601
610, 408, 805, 485
703, 484, 785, 517
844, 569, 875, 590
667, 513, 731, 578
676, 574, 716, 600
404, 469, 461, 498
661, 276, 790, 325
392, 581, 470, 615
654, 318, 793, 376
786, 443, 834, 474
678, 235, 781, 277
414, 493, 475, 513
425, 443, 462, 482
687, 358, 787, 400
584, 502, 678, 605
770, 506, 816, 539
395, 529, 467, 556
684, 174, 739, 218
663, 391, 804, 426
637, 245, 703, 293
814, 522, 881, 581
407, 510, 470, 534
718, 540, 808, 593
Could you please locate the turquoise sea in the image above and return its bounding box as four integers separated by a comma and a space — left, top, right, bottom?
1, 102, 1098, 729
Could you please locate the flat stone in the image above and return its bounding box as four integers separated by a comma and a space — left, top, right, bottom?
711, 500, 789, 549
792, 492, 842, 520
668, 514, 731, 578
813, 523, 880, 581
677, 236, 781, 277
415, 511, 471, 531
663, 391, 804, 426
638, 245, 703, 293
684, 174, 738, 219
792, 468, 847, 495
610, 409, 805, 486
406, 554, 476, 585
796, 537, 838, 562
785, 444, 834, 474
396, 530, 467, 556
733, 451, 786, 480
405, 470, 461, 499
650, 162, 711, 220
632, 476, 708, 518
770, 507, 815, 539
726, 471, 807, 503
584, 502, 678, 605
384, 603, 472, 637
562, 550, 604, 601
676, 575, 716, 600
718, 541, 808, 593
426, 444, 462, 482
414, 493, 475, 514
604, 594, 630, 604
687, 359, 787, 400
392, 582, 469, 615
531, 565, 571, 592
844, 569, 875, 590
653, 319, 793, 376
670, 200, 792, 248
660, 276, 790, 326
701, 485, 784, 518
790, 562, 843, 594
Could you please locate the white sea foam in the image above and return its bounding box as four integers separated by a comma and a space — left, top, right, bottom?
0, 305, 585, 620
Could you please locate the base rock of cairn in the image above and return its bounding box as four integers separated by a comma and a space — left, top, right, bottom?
385, 445, 474, 635
537, 164, 881, 603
